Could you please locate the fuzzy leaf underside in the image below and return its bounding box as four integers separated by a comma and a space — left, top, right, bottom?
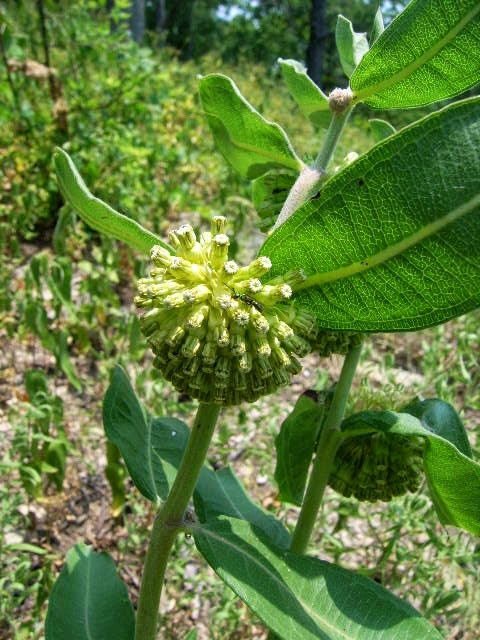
336, 15, 369, 79
278, 59, 330, 128
262, 97, 480, 331
198, 74, 303, 179
351, 0, 480, 107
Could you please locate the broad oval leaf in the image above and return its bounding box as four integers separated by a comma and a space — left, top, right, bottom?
274, 392, 324, 506
262, 97, 480, 331
335, 15, 369, 79
278, 59, 330, 128
194, 517, 442, 640
351, 0, 480, 108
54, 148, 168, 255
195, 466, 291, 549
103, 365, 189, 502
45, 543, 135, 640
341, 407, 480, 535
198, 74, 303, 179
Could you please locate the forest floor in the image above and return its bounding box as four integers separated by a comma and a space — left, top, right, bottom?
1, 238, 479, 640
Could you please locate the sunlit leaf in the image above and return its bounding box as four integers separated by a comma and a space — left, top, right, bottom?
194, 517, 442, 639
336, 15, 369, 78
351, 0, 480, 107
278, 59, 330, 128
262, 97, 480, 331
198, 74, 303, 179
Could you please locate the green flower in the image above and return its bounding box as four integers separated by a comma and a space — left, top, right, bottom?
135, 217, 318, 405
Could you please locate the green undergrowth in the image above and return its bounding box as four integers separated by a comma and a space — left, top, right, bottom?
1, 3, 479, 639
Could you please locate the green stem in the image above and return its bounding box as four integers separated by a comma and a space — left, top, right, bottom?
134, 402, 221, 640
312, 105, 353, 173
290, 342, 363, 555
272, 105, 353, 231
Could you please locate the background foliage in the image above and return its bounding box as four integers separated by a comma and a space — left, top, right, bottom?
0, 1, 479, 639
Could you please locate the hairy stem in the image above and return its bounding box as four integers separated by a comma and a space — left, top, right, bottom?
312, 105, 353, 173
134, 402, 221, 640
273, 104, 353, 231
290, 342, 363, 554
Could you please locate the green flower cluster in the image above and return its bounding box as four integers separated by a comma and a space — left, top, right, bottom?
329, 432, 424, 502
135, 217, 318, 405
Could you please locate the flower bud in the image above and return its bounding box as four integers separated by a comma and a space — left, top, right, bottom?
329, 432, 424, 502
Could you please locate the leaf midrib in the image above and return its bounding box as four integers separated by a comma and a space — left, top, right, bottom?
353, 3, 480, 101
296, 192, 480, 290
204, 111, 303, 170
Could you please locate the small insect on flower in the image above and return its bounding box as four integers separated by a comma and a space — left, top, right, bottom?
226, 284, 264, 313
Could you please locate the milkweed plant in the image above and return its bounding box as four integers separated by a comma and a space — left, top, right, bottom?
46, 1, 480, 638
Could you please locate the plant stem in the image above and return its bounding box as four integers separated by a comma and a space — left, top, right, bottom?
134, 402, 221, 640
290, 341, 363, 555
312, 106, 352, 173
273, 104, 353, 231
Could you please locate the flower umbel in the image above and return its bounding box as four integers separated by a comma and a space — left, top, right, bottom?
135, 217, 317, 405
329, 432, 424, 502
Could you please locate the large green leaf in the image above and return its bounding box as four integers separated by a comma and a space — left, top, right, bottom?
341, 405, 480, 535
103, 365, 189, 502
335, 15, 369, 79
198, 74, 303, 179
274, 392, 324, 506
54, 149, 168, 255
194, 517, 441, 640
262, 97, 480, 331
195, 466, 291, 549
45, 543, 135, 640
278, 59, 330, 128
351, 0, 480, 108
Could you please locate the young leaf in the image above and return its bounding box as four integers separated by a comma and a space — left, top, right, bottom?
370, 6, 385, 44
335, 15, 369, 79
351, 0, 480, 108
195, 466, 291, 550
194, 517, 442, 640
274, 392, 324, 506
262, 97, 480, 331
103, 365, 189, 502
45, 543, 135, 640
369, 118, 396, 143
198, 74, 303, 179
278, 59, 330, 128
54, 148, 169, 255
341, 408, 480, 535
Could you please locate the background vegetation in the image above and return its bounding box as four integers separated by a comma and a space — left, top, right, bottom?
0, 1, 478, 639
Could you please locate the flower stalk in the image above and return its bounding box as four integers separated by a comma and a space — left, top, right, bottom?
290, 341, 363, 555
134, 402, 221, 640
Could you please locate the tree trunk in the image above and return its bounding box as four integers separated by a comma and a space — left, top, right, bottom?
155, 0, 166, 33
306, 0, 327, 87
130, 0, 145, 43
